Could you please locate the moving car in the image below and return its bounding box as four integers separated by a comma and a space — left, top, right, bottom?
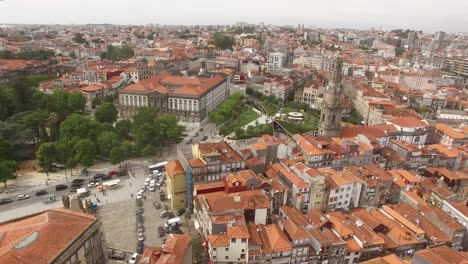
16, 194, 30, 200
158, 226, 165, 237
129, 253, 140, 264
55, 184, 68, 191
108, 170, 118, 176
36, 190, 48, 196
0, 198, 13, 205
199, 127, 204, 132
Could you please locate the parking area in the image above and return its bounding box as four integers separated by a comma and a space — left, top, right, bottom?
102, 169, 192, 263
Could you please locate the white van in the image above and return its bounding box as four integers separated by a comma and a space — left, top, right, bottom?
165, 217, 181, 228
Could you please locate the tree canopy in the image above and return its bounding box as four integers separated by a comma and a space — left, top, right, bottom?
95, 102, 118, 123
36, 142, 58, 178
0, 160, 16, 187
100, 45, 134, 61
213, 33, 235, 50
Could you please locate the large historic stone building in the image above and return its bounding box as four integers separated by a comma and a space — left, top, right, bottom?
118, 72, 228, 123
319, 57, 344, 138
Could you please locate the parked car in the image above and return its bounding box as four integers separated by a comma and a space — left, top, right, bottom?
35, 190, 48, 196
70, 183, 82, 188
107, 249, 126, 260
153, 170, 162, 176
202, 136, 208, 141
16, 194, 30, 200
149, 186, 156, 192
72, 178, 85, 184
117, 169, 128, 177
108, 170, 118, 176
129, 253, 140, 264
158, 226, 165, 237
160, 210, 170, 218
69, 186, 79, 193
88, 181, 99, 188
186, 139, 192, 144
144, 178, 151, 186
176, 208, 186, 216
166, 227, 183, 234
199, 127, 204, 132
137, 189, 145, 199
93, 173, 106, 180
137, 232, 145, 241
55, 184, 68, 191
101, 175, 112, 181
0, 198, 13, 205
136, 241, 144, 254
194, 132, 199, 137
163, 205, 169, 211
153, 202, 161, 209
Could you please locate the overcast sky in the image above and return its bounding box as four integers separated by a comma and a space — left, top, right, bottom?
1, 0, 467, 33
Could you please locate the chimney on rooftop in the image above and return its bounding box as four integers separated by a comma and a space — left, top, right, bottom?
234, 193, 241, 202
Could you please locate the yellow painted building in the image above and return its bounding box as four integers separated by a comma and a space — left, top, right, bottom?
165, 160, 186, 210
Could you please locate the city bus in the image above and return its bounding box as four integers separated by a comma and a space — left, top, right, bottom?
148, 161, 168, 173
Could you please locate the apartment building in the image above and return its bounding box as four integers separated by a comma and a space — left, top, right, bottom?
137, 234, 193, 264
177, 140, 246, 208
0, 208, 107, 264
344, 165, 393, 208
322, 168, 363, 210
0, 59, 52, 84
327, 211, 385, 262
353, 208, 425, 259
165, 160, 186, 210
194, 189, 271, 237
293, 134, 334, 168
433, 123, 466, 147
268, 52, 285, 70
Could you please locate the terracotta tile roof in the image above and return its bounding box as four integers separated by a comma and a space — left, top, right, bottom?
414, 245, 467, 264
321, 168, 363, 187
258, 224, 293, 253
165, 160, 185, 178
328, 211, 384, 247
122, 72, 225, 97
427, 144, 462, 158
361, 254, 407, 264
227, 226, 250, 239
381, 206, 425, 236
197, 141, 243, 163
198, 189, 271, 213
0, 208, 95, 264
387, 116, 428, 128
246, 224, 263, 246
272, 163, 309, 189
207, 234, 229, 247
188, 159, 205, 168
281, 219, 311, 240
435, 123, 465, 139
246, 157, 264, 166
390, 204, 451, 244
210, 214, 245, 225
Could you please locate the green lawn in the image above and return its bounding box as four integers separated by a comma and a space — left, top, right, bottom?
218, 107, 260, 136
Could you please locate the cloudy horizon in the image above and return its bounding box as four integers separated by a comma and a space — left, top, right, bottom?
0, 0, 467, 33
